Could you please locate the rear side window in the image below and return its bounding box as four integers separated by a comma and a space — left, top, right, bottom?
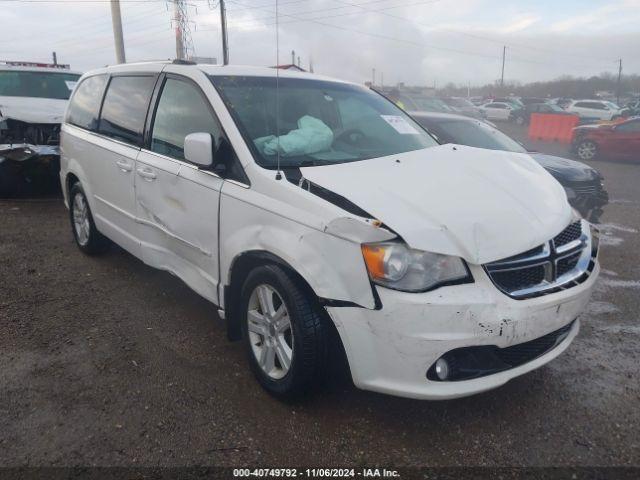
98, 75, 156, 146
66, 74, 108, 130
151, 78, 222, 160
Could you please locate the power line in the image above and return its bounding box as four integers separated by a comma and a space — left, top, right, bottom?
218, 0, 619, 73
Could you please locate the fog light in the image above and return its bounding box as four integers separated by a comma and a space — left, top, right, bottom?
435, 358, 450, 381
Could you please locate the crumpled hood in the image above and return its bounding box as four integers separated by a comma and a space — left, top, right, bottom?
530, 153, 600, 182
301, 144, 572, 265
0, 96, 67, 124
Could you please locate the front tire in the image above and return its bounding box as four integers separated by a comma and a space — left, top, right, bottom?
69, 183, 109, 255
240, 264, 328, 398
576, 140, 598, 161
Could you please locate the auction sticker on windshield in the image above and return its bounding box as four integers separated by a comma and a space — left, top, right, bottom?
380, 115, 420, 134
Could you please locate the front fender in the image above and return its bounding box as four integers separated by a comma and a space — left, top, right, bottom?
219, 184, 377, 310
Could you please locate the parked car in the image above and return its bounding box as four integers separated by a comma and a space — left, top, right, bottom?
549, 97, 573, 109
491, 97, 524, 108
411, 112, 608, 222
439, 97, 484, 119
519, 97, 549, 106
620, 99, 640, 118
478, 101, 514, 121
572, 116, 640, 161
61, 61, 599, 400
511, 102, 574, 126
0, 62, 81, 196
399, 95, 455, 114
566, 100, 624, 121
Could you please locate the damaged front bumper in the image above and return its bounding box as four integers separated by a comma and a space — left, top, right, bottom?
0, 143, 60, 196
326, 262, 598, 400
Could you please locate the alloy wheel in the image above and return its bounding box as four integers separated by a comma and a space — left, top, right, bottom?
72, 193, 91, 246
577, 141, 597, 160
247, 284, 294, 380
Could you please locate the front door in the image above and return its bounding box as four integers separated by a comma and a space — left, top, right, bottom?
136, 75, 225, 304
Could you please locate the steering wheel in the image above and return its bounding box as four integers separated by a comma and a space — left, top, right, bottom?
335, 128, 368, 146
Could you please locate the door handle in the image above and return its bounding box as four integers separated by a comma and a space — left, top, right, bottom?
136, 167, 157, 181
116, 159, 133, 172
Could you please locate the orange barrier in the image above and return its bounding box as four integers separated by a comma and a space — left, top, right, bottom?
528, 113, 580, 143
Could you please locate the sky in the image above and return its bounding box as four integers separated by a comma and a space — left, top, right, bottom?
1, 0, 639, 86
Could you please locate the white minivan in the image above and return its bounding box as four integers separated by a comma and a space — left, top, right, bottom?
60, 61, 599, 400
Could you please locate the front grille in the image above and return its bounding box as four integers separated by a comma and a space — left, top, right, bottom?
494, 321, 574, 365
484, 219, 598, 299
556, 251, 581, 277
553, 220, 581, 249
426, 321, 576, 382
491, 265, 546, 291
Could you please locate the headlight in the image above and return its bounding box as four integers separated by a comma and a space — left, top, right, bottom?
361, 242, 471, 292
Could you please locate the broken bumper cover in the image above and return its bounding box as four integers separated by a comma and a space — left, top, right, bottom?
0, 143, 59, 162
327, 262, 598, 400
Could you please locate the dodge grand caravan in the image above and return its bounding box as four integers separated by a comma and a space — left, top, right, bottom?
60, 62, 600, 400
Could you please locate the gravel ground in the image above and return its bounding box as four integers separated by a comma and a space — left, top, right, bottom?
1, 125, 639, 468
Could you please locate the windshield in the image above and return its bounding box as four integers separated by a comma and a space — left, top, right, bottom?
210, 76, 438, 168
419, 118, 527, 153
0, 70, 81, 100
605, 101, 620, 109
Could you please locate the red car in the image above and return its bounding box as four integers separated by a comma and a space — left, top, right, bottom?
572, 117, 640, 161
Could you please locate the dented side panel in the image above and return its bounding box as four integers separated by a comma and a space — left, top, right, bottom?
135, 149, 223, 304
219, 180, 377, 310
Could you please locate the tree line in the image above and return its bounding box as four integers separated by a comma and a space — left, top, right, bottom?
438, 73, 640, 100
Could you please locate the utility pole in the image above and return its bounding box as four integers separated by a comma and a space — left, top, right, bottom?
52, 52, 57, 65
110, 0, 126, 64
381, 72, 384, 87
500, 45, 506, 88
291, 50, 295, 65
220, 0, 229, 65
616, 58, 623, 105
372, 68, 376, 86
174, 0, 185, 60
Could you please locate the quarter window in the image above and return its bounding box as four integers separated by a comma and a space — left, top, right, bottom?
66, 74, 108, 131
151, 78, 222, 160
98, 75, 156, 146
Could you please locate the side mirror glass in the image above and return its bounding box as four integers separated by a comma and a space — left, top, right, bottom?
184, 132, 214, 168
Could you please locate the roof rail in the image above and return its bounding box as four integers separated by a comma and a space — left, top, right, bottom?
172, 59, 196, 65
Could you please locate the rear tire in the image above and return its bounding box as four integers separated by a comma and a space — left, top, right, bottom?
69, 183, 110, 255
240, 264, 329, 398
515, 115, 525, 126
576, 140, 598, 161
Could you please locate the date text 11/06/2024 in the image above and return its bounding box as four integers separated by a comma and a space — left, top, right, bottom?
233, 468, 401, 478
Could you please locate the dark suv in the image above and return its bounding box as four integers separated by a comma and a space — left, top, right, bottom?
412, 112, 608, 222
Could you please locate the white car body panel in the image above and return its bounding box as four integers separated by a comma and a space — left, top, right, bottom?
59, 62, 599, 400
301, 144, 572, 265
566, 100, 622, 121
135, 149, 224, 304
479, 103, 512, 121
0, 96, 69, 124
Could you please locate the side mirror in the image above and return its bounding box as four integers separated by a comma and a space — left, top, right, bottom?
184, 132, 214, 168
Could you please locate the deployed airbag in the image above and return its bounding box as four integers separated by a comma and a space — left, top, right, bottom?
254, 115, 333, 157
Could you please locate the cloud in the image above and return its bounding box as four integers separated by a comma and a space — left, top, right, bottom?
500, 14, 540, 34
